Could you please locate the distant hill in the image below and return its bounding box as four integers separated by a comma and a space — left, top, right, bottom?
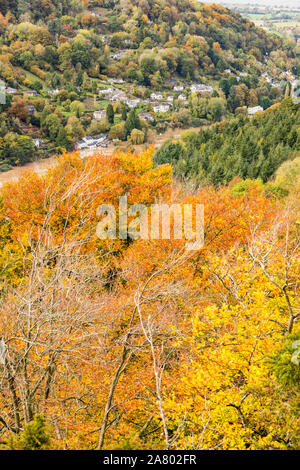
0, 0, 297, 82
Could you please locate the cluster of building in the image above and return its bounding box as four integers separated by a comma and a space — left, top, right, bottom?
151, 102, 171, 113
110, 52, 127, 60
107, 78, 125, 85
190, 84, 213, 94
48, 88, 60, 96
4, 87, 38, 97
76, 134, 110, 150
261, 72, 282, 88
95, 80, 216, 119
149, 92, 172, 113
225, 68, 295, 91
5, 87, 18, 95
138, 111, 155, 123
98, 87, 143, 109
99, 87, 126, 102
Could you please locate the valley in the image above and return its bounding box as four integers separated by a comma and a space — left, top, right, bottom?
0, 0, 299, 453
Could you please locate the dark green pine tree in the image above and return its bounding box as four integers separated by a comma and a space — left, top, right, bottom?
121, 105, 128, 121
259, 156, 276, 182
106, 103, 114, 125
56, 126, 69, 149
124, 109, 141, 138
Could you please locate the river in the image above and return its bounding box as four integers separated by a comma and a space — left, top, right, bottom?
0, 126, 203, 186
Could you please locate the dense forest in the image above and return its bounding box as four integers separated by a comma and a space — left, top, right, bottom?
1, 0, 297, 86
0, 0, 299, 453
0, 147, 299, 450
154, 98, 300, 185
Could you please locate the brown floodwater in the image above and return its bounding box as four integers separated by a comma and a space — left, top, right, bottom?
0, 126, 204, 186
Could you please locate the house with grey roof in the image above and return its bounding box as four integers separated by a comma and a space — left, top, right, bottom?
248, 106, 263, 116
151, 102, 171, 113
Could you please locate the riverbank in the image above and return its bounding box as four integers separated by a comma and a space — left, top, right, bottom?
0, 126, 203, 186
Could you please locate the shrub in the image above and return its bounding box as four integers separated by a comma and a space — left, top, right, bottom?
8, 415, 51, 450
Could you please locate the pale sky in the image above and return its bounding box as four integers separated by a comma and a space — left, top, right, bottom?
202, 0, 300, 7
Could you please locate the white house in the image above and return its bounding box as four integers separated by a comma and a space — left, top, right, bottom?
261, 72, 272, 84
33, 138, 46, 148
125, 98, 141, 108
150, 92, 163, 101
100, 88, 126, 102
99, 87, 115, 96
24, 90, 38, 97
76, 134, 109, 150
178, 94, 188, 105
108, 78, 125, 84
110, 52, 127, 60
138, 111, 154, 123
248, 106, 263, 116
190, 84, 213, 94
6, 87, 17, 94
151, 102, 171, 113
110, 90, 127, 102
173, 85, 184, 92
48, 88, 60, 96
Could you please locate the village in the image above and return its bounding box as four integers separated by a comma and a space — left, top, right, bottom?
1, 40, 298, 157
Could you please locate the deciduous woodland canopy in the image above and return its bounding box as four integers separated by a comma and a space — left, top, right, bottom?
0, 147, 299, 450
0, 0, 299, 452
0, 0, 298, 169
